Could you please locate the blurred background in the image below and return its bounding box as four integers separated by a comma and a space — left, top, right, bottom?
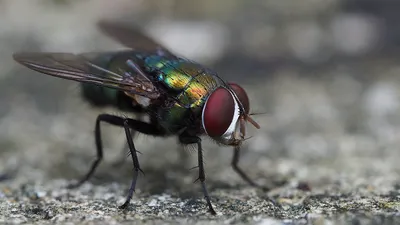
0, 0, 399, 217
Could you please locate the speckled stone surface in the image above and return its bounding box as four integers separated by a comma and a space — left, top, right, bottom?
0, 1, 400, 224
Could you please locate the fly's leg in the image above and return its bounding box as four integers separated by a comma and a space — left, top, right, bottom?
179, 135, 216, 215
112, 114, 144, 167
111, 141, 131, 167
118, 116, 165, 209
232, 146, 270, 192
232, 146, 281, 207
67, 114, 107, 189
67, 114, 164, 209
119, 119, 142, 209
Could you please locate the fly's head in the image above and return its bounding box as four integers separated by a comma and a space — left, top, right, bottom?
201, 83, 260, 147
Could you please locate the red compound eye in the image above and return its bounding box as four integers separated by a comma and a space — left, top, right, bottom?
228, 83, 250, 114
202, 87, 236, 137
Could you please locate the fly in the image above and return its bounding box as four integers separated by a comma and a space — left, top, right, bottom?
12, 20, 265, 215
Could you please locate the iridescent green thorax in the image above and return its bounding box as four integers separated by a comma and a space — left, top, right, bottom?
144, 55, 219, 107
144, 55, 220, 133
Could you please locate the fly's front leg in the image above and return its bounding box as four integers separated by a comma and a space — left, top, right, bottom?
179, 134, 216, 215
231, 146, 270, 192
232, 146, 282, 207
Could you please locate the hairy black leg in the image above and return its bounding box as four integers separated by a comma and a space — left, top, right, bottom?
118, 119, 143, 209
68, 114, 163, 190
232, 147, 282, 208
179, 135, 216, 215
232, 146, 269, 192
111, 141, 131, 167
67, 114, 106, 189
112, 114, 144, 168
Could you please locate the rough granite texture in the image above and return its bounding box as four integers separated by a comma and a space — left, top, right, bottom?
0, 1, 400, 225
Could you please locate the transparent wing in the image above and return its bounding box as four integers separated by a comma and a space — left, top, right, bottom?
97, 20, 174, 56
13, 52, 160, 99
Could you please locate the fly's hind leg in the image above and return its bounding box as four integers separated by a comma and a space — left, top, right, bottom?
67, 113, 108, 189
112, 114, 145, 168
67, 114, 165, 210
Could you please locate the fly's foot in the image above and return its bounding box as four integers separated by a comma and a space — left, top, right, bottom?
208, 206, 217, 215
118, 201, 130, 210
